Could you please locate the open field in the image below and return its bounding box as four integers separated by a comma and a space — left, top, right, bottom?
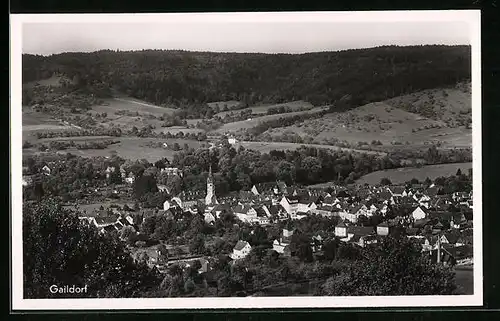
22, 111, 79, 141
85, 97, 181, 132
237, 141, 387, 156
263, 101, 471, 149
214, 100, 314, 118
186, 119, 203, 126
215, 106, 329, 134
23, 124, 76, 132
23, 75, 73, 89
355, 162, 472, 185
153, 126, 204, 135
37, 136, 115, 142
23, 137, 205, 162
386, 82, 472, 127
92, 98, 177, 117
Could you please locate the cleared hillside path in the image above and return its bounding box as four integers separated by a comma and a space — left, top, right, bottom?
113, 97, 169, 110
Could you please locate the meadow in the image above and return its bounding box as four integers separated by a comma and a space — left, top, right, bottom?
261, 85, 472, 151
214, 100, 314, 118
24, 137, 206, 162
23, 75, 72, 89
91, 97, 177, 117
215, 106, 329, 134
355, 162, 472, 185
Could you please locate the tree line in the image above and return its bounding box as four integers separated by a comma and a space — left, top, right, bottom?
171, 145, 400, 194
23, 45, 471, 111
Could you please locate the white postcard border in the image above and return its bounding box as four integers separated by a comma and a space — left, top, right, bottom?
10, 10, 482, 310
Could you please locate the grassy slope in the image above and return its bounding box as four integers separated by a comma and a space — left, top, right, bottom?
263, 84, 472, 150
23, 137, 205, 162
215, 106, 329, 134
214, 100, 314, 118
385, 82, 472, 127
92, 98, 177, 117
23, 75, 73, 89
355, 162, 472, 185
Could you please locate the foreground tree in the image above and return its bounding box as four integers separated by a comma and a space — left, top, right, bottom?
23, 200, 161, 298
321, 236, 457, 296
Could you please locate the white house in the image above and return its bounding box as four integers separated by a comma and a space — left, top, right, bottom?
280, 196, 312, 215
411, 206, 427, 220
280, 196, 298, 214
163, 199, 171, 211
290, 211, 308, 221
125, 172, 135, 184
161, 167, 182, 177
337, 211, 359, 224
22, 176, 33, 186
120, 167, 127, 179
162, 198, 183, 212
230, 241, 252, 260
273, 228, 294, 254
273, 239, 287, 254
334, 221, 348, 238
228, 137, 238, 145
204, 211, 216, 224
105, 166, 116, 179
41, 165, 51, 176
233, 205, 257, 223
157, 184, 169, 193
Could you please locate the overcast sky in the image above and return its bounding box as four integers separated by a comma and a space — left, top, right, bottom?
22, 17, 472, 55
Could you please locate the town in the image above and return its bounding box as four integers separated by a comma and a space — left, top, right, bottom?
19, 35, 474, 299
22, 140, 474, 297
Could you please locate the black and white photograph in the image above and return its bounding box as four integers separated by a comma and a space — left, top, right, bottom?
10, 11, 482, 310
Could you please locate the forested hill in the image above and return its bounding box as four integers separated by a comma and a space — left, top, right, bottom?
22, 45, 471, 109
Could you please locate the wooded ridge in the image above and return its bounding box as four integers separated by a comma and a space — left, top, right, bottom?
22, 45, 471, 111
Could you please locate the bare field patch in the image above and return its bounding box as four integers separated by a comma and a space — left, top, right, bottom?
23, 75, 72, 89
264, 100, 471, 149
37, 136, 115, 142
25, 137, 205, 162
215, 106, 329, 134
186, 119, 203, 126
153, 126, 204, 135
385, 82, 472, 127
215, 100, 314, 118
93, 98, 177, 116
355, 162, 472, 185
22, 124, 74, 132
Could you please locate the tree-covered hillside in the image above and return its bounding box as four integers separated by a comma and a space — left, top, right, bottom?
22, 45, 471, 110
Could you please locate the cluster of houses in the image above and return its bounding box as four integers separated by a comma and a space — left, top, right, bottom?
27, 158, 473, 273
22, 161, 182, 187
158, 177, 472, 231
226, 219, 473, 267
215, 181, 473, 267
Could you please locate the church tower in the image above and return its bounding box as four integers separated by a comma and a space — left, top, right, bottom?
205, 164, 218, 206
